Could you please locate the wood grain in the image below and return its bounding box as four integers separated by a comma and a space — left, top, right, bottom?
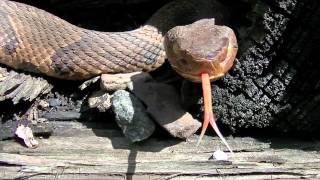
0, 121, 319, 179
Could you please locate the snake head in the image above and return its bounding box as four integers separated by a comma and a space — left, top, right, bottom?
164, 19, 238, 82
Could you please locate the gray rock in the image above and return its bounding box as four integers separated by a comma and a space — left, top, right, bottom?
112, 90, 155, 142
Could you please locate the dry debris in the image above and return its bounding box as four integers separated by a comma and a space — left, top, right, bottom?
15, 124, 39, 148
0, 66, 52, 104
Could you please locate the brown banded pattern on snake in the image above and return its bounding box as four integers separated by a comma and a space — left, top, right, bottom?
0, 0, 231, 81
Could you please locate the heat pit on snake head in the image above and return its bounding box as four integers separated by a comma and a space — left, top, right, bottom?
164, 19, 238, 153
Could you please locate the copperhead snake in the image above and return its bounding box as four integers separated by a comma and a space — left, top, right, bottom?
0, 0, 238, 153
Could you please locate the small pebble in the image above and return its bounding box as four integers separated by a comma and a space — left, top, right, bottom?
88, 90, 112, 112
38, 100, 49, 108
213, 150, 228, 161
36, 118, 48, 123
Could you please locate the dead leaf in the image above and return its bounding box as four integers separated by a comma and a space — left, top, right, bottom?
15, 124, 39, 148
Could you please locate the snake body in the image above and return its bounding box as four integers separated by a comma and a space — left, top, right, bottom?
0, 0, 234, 81
0, 0, 238, 152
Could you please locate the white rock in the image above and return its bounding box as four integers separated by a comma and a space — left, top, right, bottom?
213, 150, 228, 161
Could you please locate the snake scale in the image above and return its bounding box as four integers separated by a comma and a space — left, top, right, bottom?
0, 0, 237, 82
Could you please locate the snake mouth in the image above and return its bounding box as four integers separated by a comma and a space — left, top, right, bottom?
172, 66, 225, 82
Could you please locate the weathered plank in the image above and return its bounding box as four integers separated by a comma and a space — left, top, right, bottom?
0, 121, 319, 179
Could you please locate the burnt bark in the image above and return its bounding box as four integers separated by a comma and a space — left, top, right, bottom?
180, 0, 320, 136
209, 0, 320, 135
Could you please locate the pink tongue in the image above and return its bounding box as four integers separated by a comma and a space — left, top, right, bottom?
197, 73, 234, 154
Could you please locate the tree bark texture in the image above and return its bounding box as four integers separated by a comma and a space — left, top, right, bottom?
213, 0, 320, 134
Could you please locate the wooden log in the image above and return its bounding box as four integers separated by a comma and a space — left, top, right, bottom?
0, 121, 319, 179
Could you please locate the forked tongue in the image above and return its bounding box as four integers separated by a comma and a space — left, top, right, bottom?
196, 73, 234, 155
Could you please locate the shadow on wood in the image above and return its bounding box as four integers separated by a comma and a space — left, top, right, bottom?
0, 121, 319, 179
